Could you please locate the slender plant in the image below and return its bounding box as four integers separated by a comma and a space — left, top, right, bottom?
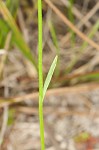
38, 0, 58, 149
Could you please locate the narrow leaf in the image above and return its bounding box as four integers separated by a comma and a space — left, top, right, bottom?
43, 56, 58, 101
0, 0, 19, 47
80, 20, 99, 52
0, 1, 37, 71
6, 0, 19, 18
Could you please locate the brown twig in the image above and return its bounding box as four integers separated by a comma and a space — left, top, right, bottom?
17, 106, 99, 119
61, 1, 99, 45
0, 83, 99, 107
53, 70, 99, 83
44, 0, 99, 50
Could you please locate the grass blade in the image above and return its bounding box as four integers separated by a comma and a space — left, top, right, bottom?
80, 20, 99, 52
6, 0, 19, 18
0, 20, 10, 47
43, 56, 58, 101
0, 1, 37, 71
0, 0, 19, 48
48, 21, 59, 50
48, 21, 60, 76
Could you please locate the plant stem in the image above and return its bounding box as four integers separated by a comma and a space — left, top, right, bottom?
39, 103, 45, 150
38, 0, 45, 149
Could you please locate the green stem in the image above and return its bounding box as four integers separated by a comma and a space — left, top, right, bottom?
39, 103, 45, 150
38, 0, 45, 149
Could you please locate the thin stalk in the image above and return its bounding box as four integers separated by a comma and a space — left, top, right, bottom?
38, 0, 45, 149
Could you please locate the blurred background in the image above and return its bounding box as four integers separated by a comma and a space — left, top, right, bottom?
0, 0, 99, 149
